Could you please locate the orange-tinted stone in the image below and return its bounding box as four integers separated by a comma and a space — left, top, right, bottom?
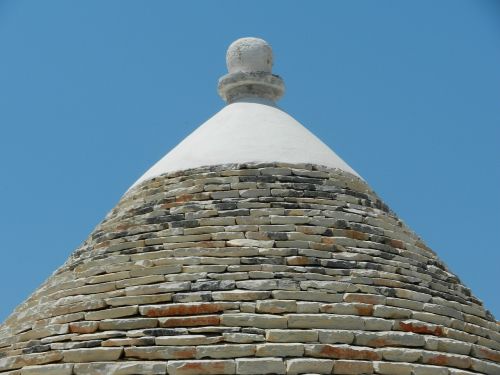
125, 346, 196, 360
372, 278, 404, 288
287, 256, 314, 266
355, 304, 374, 316
0, 351, 63, 371
333, 360, 373, 374
398, 321, 444, 336
423, 354, 471, 369
184, 362, 225, 370
168, 360, 235, 375
343, 293, 385, 305
389, 239, 405, 249
312, 345, 381, 361
68, 322, 98, 334
115, 224, 132, 231
345, 230, 369, 241
473, 346, 500, 362
176, 194, 195, 203
174, 348, 197, 360
321, 237, 335, 245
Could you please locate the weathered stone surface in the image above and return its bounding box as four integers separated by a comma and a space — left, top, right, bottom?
333, 360, 374, 374
98, 318, 157, 330
196, 344, 255, 359
287, 314, 364, 329
305, 344, 381, 360
173, 292, 212, 303
394, 289, 432, 303
378, 348, 422, 362
286, 358, 334, 375
373, 361, 413, 375
124, 346, 195, 360
362, 317, 393, 331
167, 360, 236, 375
397, 319, 444, 336
85, 306, 138, 321
221, 313, 287, 329
72, 361, 166, 374
102, 337, 155, 347
411, 364, 449, 375
0, 352, 63, 371
69, 330, 125, 341
471, 357, 500, 375
227, 239, 274, 248
236, 357, 285, 374
156, 335, 222, 346
223, 332, 265, 343
236, 279, 297, 291
126, 282, 190, 296
272, 290, 342, 303
422, 351, 472, 369
212, 290, 270, 301
448, 370, 479, 375
129, 327, 187, 337
318, 330, 355, 344
373, 305, 412, 319
140, 302, 237, 317
159, 315, 220, 327
0, 163, 498, 374
425, 337, 472, 355
105, 294, 172, 306
69, 321, 99, 334
266, 329, 318, 343
355, 332, 425, 348
471, 344, 500, 362
256, 343, 304, 357
255, 300, 297, 313
62, 348, 123, 363
320, 303, 373, 316
18, 325, 69, 341
21, 364, 73, 375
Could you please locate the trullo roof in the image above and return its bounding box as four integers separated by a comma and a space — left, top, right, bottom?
0, 37, 498, 375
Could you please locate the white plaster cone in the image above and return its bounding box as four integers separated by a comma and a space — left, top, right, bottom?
131, 37, 361, 189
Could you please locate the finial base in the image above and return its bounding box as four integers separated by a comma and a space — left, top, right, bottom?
218, 72, 284, 103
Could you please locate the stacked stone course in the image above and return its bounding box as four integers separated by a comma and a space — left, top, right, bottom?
0, 163, 498, 374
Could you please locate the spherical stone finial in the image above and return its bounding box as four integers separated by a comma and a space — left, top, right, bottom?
226, 37, 273, 74
218, 37, 285, 103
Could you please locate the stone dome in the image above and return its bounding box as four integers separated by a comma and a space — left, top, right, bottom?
0, 37, 499, 375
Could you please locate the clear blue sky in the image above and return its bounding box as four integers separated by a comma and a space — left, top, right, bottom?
0, 1, 498, 322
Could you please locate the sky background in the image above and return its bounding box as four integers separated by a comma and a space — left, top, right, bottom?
0, 1, 499, 322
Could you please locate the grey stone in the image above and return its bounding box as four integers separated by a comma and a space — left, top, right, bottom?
236, 358, 285, 375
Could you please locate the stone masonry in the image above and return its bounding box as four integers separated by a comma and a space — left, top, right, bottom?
0, 162, 498, 374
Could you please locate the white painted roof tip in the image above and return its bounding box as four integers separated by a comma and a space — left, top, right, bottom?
129, 37, 363, 190
218, 37, 285, 103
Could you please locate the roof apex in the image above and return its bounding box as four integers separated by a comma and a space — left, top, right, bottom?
131, 37, 360, 189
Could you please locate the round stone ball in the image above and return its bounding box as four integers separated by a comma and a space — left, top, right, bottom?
226, 37, 273, 74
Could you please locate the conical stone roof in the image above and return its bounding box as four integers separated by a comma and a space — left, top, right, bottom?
0, 37, 499, 375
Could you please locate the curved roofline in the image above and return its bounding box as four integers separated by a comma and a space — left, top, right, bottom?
130, 98, 361, 189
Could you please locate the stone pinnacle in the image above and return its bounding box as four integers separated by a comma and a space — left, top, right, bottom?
218, 37, 285, 103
